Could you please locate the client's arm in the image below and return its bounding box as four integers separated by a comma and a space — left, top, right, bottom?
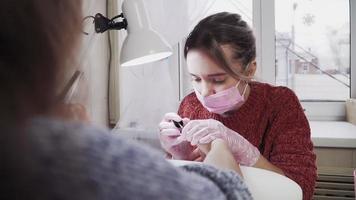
201, 139, 242, 176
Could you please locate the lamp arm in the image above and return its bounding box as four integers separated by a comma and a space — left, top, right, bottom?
110, 18, 127, 30
90, 13, 127, 34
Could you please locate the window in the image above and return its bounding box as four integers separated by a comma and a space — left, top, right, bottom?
180, 0, 355, 120
186, 0, 253, 27
112, 0, 356, 127
275, 0, 350, 101
255, 0, 356, 120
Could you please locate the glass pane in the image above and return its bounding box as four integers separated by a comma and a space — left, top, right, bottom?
188, 0, 253, 26
275, 0, 350, 101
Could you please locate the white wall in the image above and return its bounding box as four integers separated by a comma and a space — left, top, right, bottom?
79, 1, 109, 127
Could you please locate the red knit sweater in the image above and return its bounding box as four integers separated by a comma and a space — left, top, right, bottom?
178, 81, 317, 200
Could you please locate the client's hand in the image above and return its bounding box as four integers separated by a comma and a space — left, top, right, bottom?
203, 139, 242, 175
180, 119, 260, 166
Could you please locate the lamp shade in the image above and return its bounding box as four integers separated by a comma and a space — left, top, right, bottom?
120, 0, 172, 67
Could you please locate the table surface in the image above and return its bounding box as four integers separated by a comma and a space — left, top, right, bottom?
168, 160, 302, 200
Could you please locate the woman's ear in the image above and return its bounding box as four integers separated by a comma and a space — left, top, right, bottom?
245, 60, 257, 77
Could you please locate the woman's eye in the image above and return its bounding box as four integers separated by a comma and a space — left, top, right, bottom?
191, 77, 201, 82
212, 79, 226, 84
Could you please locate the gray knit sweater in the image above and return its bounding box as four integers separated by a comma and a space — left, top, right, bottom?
25, 118, 252, 200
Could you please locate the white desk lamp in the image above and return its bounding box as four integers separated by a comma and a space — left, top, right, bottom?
88, 0, 173, 67
120, 0, 172, 66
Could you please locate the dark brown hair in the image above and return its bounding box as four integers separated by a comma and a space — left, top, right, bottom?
184, 12, 256, 79
0, 0, 82, 198
0, 0, 83, 124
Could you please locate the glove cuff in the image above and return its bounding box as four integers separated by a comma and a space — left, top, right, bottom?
234, 146, 260, 167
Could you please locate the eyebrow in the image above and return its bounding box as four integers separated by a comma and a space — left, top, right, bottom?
190, 73, 227, 78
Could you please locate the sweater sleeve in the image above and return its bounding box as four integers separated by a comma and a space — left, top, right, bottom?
181, 164, 252, 200
267, 88, 317, 200
29, 118, 252, 200
101, 136, 250, 200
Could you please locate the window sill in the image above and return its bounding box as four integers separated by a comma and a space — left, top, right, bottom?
310, 121, 356, 148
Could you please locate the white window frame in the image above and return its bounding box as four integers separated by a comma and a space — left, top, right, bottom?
254, 0, 356, 121
351, 0, 356, 98
253, 0, 276, 84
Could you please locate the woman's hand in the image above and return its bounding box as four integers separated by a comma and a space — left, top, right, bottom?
179, 119, 260, 166
158, 113, 198, 160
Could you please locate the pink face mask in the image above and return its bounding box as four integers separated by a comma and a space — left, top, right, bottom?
194, 80, 248, 115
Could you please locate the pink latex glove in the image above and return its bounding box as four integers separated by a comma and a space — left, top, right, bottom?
178, 119, 260, 166
158, 113, 200, 160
